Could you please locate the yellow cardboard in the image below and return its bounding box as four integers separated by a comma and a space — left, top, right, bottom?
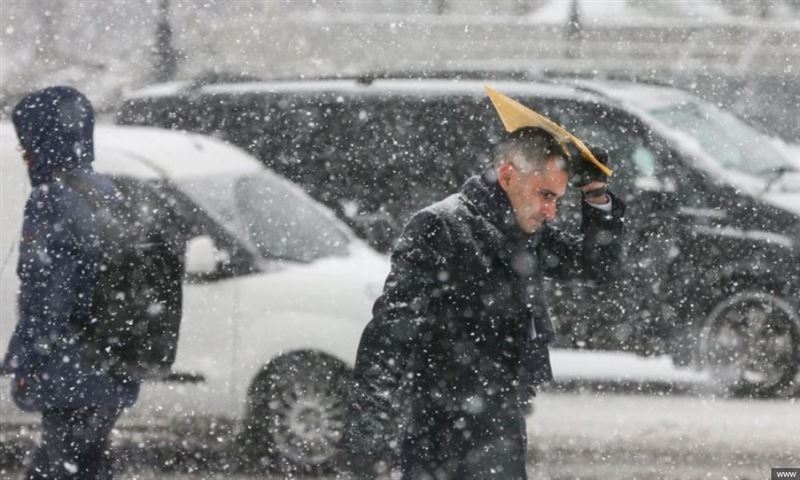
485, 85, 613, 177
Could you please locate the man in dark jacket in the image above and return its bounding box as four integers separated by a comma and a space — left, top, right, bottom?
4, 86, 139, 479
340, 125, 625, 479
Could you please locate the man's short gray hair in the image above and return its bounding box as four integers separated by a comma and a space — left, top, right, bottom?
493, 127, 568, 175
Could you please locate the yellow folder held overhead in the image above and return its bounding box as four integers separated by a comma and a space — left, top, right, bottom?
484, 85, 613, 178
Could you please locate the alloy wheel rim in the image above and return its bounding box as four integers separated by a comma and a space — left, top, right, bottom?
701, 292, 799, 391
269, 374, 344, 465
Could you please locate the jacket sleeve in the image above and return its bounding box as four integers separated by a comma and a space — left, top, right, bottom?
340, 209, 453, 467
538, 191, 626, 284
3, 187, 86, 376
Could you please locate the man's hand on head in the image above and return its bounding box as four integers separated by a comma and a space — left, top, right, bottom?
570, 144, 610, 189
581, 181, 610, 206
568, 144, 611, 206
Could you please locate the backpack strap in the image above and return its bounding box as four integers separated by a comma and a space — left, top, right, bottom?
58, 171, 104, 210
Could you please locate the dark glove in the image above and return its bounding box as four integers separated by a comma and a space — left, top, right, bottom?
569, 143, 610, 188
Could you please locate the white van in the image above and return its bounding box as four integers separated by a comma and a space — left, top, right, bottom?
0, 124, 389, 472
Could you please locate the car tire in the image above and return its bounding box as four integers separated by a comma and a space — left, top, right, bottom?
698, 289, 800, 397
242, 350, 350, 474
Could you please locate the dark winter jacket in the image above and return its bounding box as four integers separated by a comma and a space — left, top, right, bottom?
3, 86, 140, 411
341, 171, 625, 477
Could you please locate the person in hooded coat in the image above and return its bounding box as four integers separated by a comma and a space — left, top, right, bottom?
340, 127, 625, 479
3, 86, 139, 480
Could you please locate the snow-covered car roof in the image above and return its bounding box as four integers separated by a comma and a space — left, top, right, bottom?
572, 79, 692, 111
1, 123, 261, 181
123, 77, 600, 104
122, 80, 192, 100
92, 125, 262, 180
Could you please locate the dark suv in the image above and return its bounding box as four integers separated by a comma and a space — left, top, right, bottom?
117, 76, 800, 397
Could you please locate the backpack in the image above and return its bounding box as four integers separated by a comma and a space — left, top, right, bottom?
63, 173, 184, 381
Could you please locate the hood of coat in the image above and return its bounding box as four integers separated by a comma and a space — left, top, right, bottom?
12, 86, 95, 187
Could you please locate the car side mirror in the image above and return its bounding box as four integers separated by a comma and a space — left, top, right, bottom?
185, 235, 227, 278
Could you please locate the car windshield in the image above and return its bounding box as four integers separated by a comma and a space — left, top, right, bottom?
648, 100, 796, 177
177, 171, 350, 263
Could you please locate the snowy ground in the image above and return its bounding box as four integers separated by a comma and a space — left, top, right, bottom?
526, 390, 799, 480
5, 390, 792, 480
2, 349, 798, 479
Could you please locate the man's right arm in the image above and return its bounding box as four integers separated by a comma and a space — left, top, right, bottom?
340, 209, 453, 469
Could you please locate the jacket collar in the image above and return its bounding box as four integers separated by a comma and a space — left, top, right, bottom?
461, 169, 541, 248
462, 170, 554, 341
460, 170, 544, 282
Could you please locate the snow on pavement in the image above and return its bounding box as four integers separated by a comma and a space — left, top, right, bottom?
549, 348, 709, 384
528, 391, 800, 479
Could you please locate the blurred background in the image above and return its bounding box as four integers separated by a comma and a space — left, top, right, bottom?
2, 2, 800, 479
2, 0, 799, 142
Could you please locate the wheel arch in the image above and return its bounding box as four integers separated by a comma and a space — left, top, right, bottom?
665, 260, 799, 366
244, 348, 352, 402
695, 288, 800, 397
670, 258, 798, 332
230, 310, 365, 413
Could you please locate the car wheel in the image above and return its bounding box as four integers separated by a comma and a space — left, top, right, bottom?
698, 290, 800, 397
243, 350, 349, 473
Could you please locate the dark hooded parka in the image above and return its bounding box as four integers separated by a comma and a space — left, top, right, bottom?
3, 86, 139, 411
341, 169, 625, 479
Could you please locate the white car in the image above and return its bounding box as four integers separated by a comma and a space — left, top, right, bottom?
0, 124, 389, 472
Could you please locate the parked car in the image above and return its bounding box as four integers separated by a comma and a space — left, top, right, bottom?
117, 76, 800, 397
0, 123, 389, 472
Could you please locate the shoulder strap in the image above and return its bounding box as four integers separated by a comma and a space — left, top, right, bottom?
58, 171, 107, 211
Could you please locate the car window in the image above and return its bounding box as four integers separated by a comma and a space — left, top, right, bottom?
113, 177, 258, 279
234, 173, 351, 263
546, 100, 666, 200
631, 145, 657, 177
648, 100, 795, 177
223, 94, 342, 207
244, 94, 505, 250
111, 177, 190, 247
344, 95, 503, 218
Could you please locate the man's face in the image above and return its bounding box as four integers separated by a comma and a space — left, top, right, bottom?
498, 156, 569, 234
17, 145, 32, 170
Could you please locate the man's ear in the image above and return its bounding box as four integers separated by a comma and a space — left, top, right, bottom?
497, 163, 515, 193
